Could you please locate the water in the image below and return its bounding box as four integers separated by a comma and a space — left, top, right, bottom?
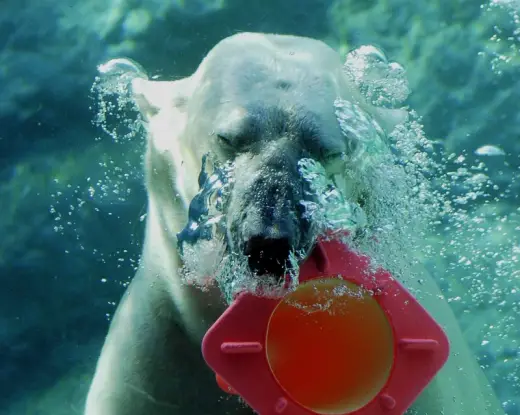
48, 58, 149, 310
4, 1, 519, 413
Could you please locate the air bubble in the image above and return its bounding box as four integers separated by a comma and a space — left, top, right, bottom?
475, 145, 506, 156
344, 45, 410, 108
97, 58, 148, 87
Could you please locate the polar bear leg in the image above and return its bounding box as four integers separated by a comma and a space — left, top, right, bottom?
84, 265, 249, 415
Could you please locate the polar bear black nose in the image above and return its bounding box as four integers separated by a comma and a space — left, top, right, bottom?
244, 236, 291, 277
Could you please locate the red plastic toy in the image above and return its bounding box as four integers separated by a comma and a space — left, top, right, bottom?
202, 236, 450, 414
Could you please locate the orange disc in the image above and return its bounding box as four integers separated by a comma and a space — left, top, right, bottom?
266, 278, 394, 414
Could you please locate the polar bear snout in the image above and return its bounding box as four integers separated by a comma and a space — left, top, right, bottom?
228, 165, 313, 277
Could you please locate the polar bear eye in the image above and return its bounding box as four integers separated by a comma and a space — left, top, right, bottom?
322, 151, 345, 163
216, 134, 233, 148
324, 151, 343, 160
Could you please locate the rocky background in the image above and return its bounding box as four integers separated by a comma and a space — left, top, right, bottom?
0, 0, 518, 413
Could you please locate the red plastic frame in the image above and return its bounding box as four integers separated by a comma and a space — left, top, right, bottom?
202, 237, 450, 414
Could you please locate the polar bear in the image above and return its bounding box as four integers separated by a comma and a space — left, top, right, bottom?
85, 33, 505, 415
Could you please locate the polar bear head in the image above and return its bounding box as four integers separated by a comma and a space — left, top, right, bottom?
131, 32, 404, 282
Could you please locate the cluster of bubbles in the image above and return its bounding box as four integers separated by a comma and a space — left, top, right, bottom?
298, 157, 367, 234
49, 58, 150, 319
481, 0, 520, 75
176, 154, 307, 302
93, 58, 148, 144
336, 45, 518, 301
292, 46, 433, 285
343, 45, 410, 109
176, 154, 242, 299
337, 45, 519, 409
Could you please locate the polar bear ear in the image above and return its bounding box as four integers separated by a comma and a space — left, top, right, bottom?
131, 77, 192, 120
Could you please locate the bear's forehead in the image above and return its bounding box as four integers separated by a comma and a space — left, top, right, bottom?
207, 32, 343, 70
195, 55, 341, 126
202, 53, 339, 95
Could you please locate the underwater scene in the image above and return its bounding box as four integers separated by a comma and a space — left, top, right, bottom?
1, 0, 519, 414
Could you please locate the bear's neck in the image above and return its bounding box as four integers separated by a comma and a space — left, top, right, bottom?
140, 200, 228, 341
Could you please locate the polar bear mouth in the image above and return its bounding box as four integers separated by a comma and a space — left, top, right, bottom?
243, 235, 292, 277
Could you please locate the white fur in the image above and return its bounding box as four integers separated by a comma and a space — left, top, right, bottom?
85, 33, 505, 415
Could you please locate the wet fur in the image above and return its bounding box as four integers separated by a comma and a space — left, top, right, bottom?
85, 33, 504, 415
